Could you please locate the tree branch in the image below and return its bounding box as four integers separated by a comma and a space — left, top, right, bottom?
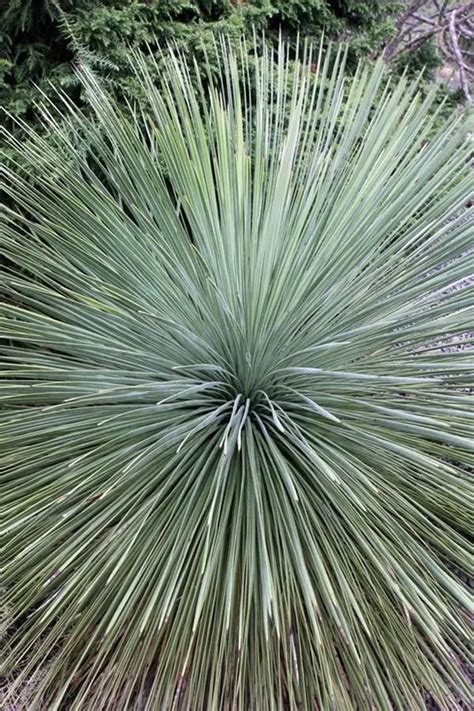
449, 9, 473, 102
383, 1, 474, 105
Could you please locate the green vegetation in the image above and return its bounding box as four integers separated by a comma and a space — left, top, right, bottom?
2, 41, 472, 710
1, 1, 403, 141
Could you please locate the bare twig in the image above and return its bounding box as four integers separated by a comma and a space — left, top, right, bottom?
449, 9, 473, 101
383, 1, 474, 105
383, 0, 430, 59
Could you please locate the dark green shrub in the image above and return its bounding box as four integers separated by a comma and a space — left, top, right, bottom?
1, 1, 400, 141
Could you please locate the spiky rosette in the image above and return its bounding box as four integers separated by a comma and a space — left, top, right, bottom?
1, 40, 473, 710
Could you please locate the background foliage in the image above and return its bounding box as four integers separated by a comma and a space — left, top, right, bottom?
1, 0, 425, 142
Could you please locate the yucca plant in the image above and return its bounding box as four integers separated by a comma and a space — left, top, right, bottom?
1, 38, 473, 710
